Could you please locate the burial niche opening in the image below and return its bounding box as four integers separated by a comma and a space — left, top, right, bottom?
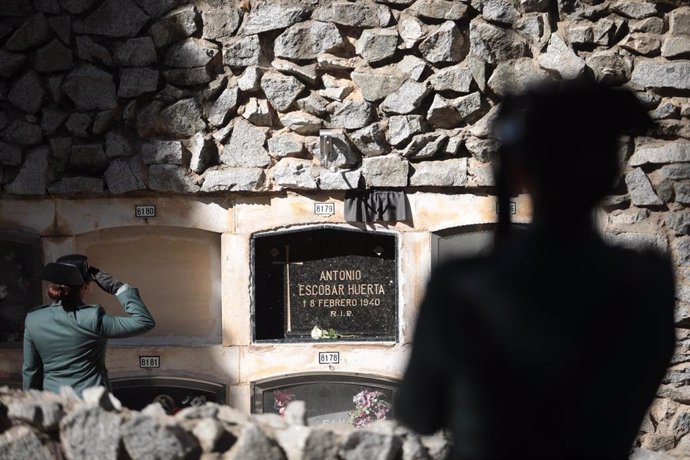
75, 226, 222, 346
252, 373, 398, 428
111, 376, 225, 414
253, 227, 397, 342
0, 232, 42, 346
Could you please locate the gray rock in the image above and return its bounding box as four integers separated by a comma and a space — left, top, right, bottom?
662, 37, 690, 59
268, 133, 304, 158
419, 21, 464, 64
0, 142, 22, 166
222, 118, 270, 168
429, 65, 473, 93
186, 134, 218, 173
340, 430, 402, 460
410, 158, 468, 186
673, 237, 690, 265
469, 18, 528, 64
610, 1, 657, 19
49, 177, 104, 194
630, 141, 690, 165
280, 111, 322, 135
209, 85, 240, 127
158, 98, 206, 138
356, 28, 399, 64
63, 65, 117, 111
241, 2, 311, 35
411, 0, 469, 20
272, 158, 317, 190
5, 13, 53, 51
65, 113, 92, 137
515, 13, 551, 50
165, 38, 219, 68
362, 154, 408, 187
202, 7, 241, 40
105, 132, 132, 158
9, 71, 45, 114
317, 168, 361, 190
621, 33, 662, 56
631, 17, 665, 34
148, 5, 197, 48
192, 418, 225, 453
261, 72, 306, 112
467, 157, 494, 186
675, 182, 690, 204
381, 82, 431, 115
313, 1, 383, 27
667, 211, 690, 236
0, 0, 33, 15
224, 35, 264, 67
148, 164, 200, 193
275, 21, 345, 60
650, 102, 680, 120
163, 67, 214, 86
538, 34, 586, 79
70, 144, 108, 174
75, 36, 113, 66
398, 13, 427, 49
488, 58, 549, 97
302, 429, 340, 460
273, 59, 319, 86
241, 98, 274, 126
482, 0, 519, 24
659, 163, 690, 180
118, 68, 159, 98
143, 140, 184, 165
607, 208, 650, 226
297, 93, 329, 117
465, 137, 499, 162
388, 115, 425, 146
314, 129, 359, 170
201, 167, 265, 192
586, 50, 632, 85
35, 0, 62, 13
225, 423, 286, 460
105, 155, 146, 193
5, 147, 49, 195
59, 0, 96, 14
397, 55, 427, 82
0, 426, 60, 460
274, 425, 311, 460
3, 121, 42, 146
403, 133, 447, 159
35, 39, 73, 73
0, 51, 25, 78
467, 56, 487, 92
670, 7, 690, 36
114, 37, 157, 66
122, 413, 200, 458
605, 232, 669, 253
626, 168, 664, 206
348, 122, 389, 157
454, 92, 483, 122
73, 0, 149, 37
50, 137, 72, 164
352, 66, 406, 102
568, 22, 593, 45
328, 100, 373, 130
130, 0, 177, 17
238, 66, 264, 93
6, 396, 64, 431
427, 95, 463, 129
316, 53, 366, 71
319, 75, 355, 101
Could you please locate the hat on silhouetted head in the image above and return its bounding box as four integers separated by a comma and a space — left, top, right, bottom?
38, 254, 93, 286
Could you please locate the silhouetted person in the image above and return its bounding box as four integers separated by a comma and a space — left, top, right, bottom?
397, 81, 676, 459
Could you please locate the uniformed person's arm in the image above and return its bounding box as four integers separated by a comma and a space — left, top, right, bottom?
98, 284, 156, 338
22, 325, 43, 390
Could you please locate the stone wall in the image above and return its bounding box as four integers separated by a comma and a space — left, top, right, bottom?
1, 0, 690, 454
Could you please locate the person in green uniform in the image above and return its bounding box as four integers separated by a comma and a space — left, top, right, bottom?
23, 254, 155, 395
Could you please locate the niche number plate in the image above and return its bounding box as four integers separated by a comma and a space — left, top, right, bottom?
314, 202, 335, 217
139, 356, 160, 368
318, 352, 340, 364
135, 205, 156, 218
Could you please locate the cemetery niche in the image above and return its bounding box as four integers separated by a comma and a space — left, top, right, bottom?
0, 232, 42, 345
253, 227, 397, 342
111, 376, 226, 414
252, 373, 398, 428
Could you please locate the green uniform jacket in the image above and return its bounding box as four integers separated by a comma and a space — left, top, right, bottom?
22, 286, 155, 395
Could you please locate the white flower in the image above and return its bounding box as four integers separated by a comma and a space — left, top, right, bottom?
311, 326, 323, 339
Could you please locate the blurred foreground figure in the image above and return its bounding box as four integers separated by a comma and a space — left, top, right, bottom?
397, 81, 676, 459
23, 254, 155, 395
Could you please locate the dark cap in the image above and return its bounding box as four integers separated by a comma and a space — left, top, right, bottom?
38, 254, 93, 286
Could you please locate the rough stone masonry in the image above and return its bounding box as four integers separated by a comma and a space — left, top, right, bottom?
1, 0, 690, 455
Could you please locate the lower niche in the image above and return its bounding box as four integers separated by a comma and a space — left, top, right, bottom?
111, 376, 225, 414
252, 373, 398, 428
